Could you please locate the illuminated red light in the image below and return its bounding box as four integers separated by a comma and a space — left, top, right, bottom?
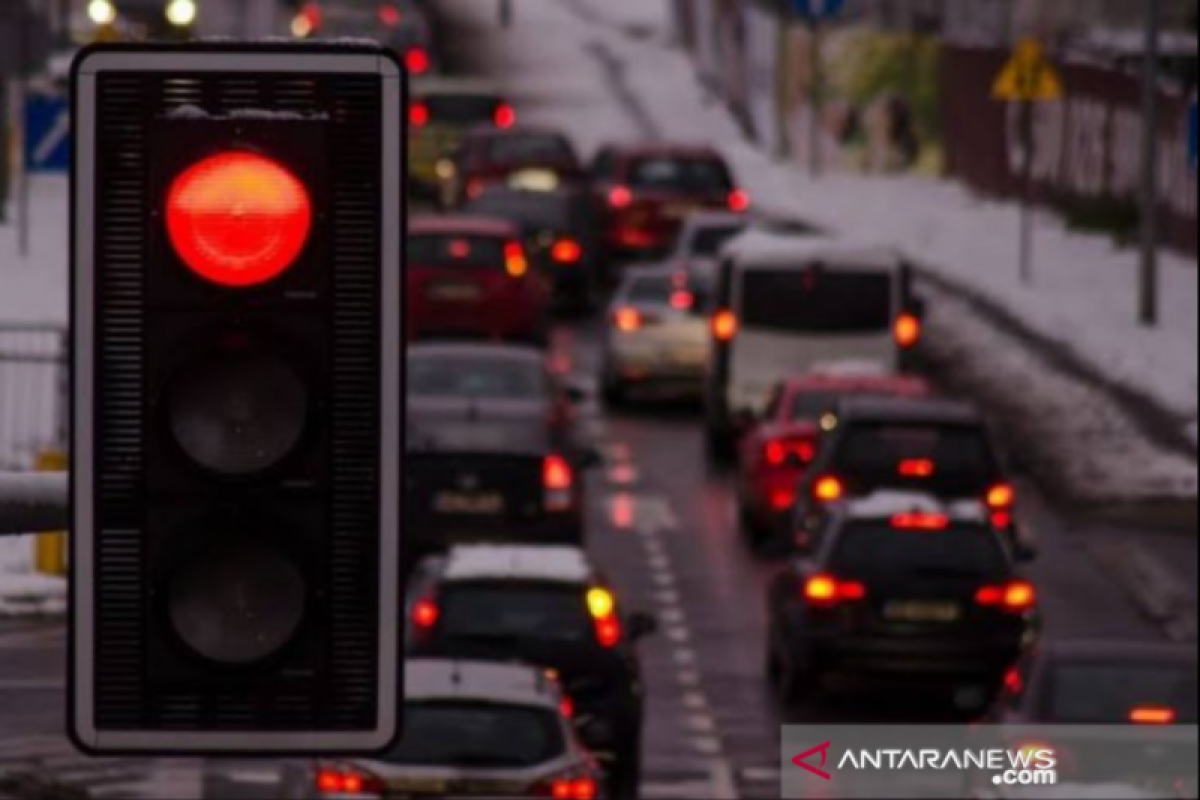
711, 309, 738, 342
166, 152, 312, 288
769, 488, 797, 511
813, 475, 845, 503
543, 455, 574, 492
1130, 706, 1177, 725
547, 777, 599, 800
409, 101, 431, 127
551, 239, 584, 264
559, 696, 575, 719
894, 312, 922, 349
494, 103, 517, 129
378, 4, 402, 27
987, 483, 1017, 510
728, 189, 751, 213
669, 290, 694, 310
406, 47, 431, 75
804, 574, 867, 605
891, 512, 951, 530
594, 616, 622, 648
448, 239, 472, 259
609, 185, 633, 209
976, 580, 1036, 612
412, 599, 439, 630
899, 458, 936, 478
613, 307, 642, 333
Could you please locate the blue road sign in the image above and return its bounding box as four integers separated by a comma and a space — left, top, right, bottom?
24, 94, 71, 174
792, 0, 847, 21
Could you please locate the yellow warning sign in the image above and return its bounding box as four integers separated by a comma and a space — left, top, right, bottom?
993, 38, 1064, 102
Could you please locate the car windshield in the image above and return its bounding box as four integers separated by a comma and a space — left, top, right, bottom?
1047, 662, 1198, 723
464, 193, 573, 231
440, 583, 594, 643
739, 267, 894, 334
830, 523, 1010, 582
423, 94, 500, 125
832, 422, 998, 485
790, 392, 843, 422
628, 157, 732, 193
408, 234, 507, 269
409, 355, 546, 400
623, 275, 675, 305
384, 702, 566, 768
687, 224, 745, 257
484, 135, 576, 166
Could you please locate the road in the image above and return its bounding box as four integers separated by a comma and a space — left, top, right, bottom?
2, 314, 1193, 800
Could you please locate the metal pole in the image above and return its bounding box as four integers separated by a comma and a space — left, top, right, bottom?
0, 80, 9, 225
809, 19, 822, 177
17, 0, 31, 259
774, 11, 791, 162
500, 0, 512, 28
0, 473, 69, 535
1020, 100, 1035, 285
1139, 0, 1161, 327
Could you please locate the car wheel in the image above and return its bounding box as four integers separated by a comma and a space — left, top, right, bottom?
608, 749, 642, 800
739, 505, 768, 549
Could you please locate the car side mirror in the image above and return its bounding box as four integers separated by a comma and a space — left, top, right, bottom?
627, 612, 658, 642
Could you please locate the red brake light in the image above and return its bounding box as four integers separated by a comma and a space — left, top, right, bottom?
378, 4, 402, 27
409, 101, 431, 128
505, 241, 529, 277
711, 309, 738, 342
894, 312, 922, 349
315, 767, 383, 796
316, 769, 342, 794
804, 574, 867, 606
448, 239, 472, 259
728, 189, 751, 213
891, 512, 951, 531
1004, 666, 1025, 695
898, 458, 936, 478
813, 475, 845, 503
769, 488, 797, 511
412, 598, 440, 630
613, 306, 642, 333
551, 239, 584, 264
559, 696, 575, 719
543, 455, 574, 492
494, 103, 517, 129
976, 580, 1036, 612
594, 615, 622, 649
538, 777, 599, 800
609, 185, 633, 209
1130, 706, 1177, 725
406, 47, 431, 75
669, 290, 694, 310
764, 438, 816, 468
166, 152, 312, 288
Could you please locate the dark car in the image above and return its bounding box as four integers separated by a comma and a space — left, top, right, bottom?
589, 144, 748, 259
407, 545, 657, 799
463, 186, 607, 309
793, 397, 1026, 553
447, 128, 585, 208
977, 641, 1197, 794
406, 215, 550, 345
766, 493, 1039, 708
405, 348, 595, 558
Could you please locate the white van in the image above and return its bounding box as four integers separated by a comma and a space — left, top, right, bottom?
703, 229, 924, 458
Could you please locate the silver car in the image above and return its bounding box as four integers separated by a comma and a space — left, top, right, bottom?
280, 659, 603, 799
665, 210, 748, 300
600, 268, 709, 405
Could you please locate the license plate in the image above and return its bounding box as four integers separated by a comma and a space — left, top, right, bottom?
427, 283, 483, 302
433, 491, 505, 515
387, 777, 449, 795
884, 601, 962, 623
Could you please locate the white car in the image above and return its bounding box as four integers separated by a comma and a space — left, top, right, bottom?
280, 659, 603, 799
600, 267, 710, 404
665, 211, 749, 298
702, 228, 925, 458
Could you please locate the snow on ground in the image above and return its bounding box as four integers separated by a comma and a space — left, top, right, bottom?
0, 538, 65, 618
438, 0, 1197, 501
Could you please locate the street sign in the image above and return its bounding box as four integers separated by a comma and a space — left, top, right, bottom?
23, 94, 71, 173
792, 0, 846, 22
993, 38, 1064, 102
71, 42, 406, 757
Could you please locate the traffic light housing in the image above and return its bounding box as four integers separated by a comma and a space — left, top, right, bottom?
70, 43, 406, 754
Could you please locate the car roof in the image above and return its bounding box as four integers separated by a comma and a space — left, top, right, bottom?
465, 126, 569, 142
441, 545, 594, 585
842, 491, 991, 525
834, 396, 983, 426
722, 228, 902, 271
412, 78, 501, 97
1038, 640, 1199, 665
603, 142, 726, 160
783, 371, 932, 395
407, 341, 546, 365
681, 211, 747, 230
407, 658, 558, 709
409, 214, 520, 237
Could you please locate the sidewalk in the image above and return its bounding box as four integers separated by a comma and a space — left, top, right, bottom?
436, 0, 1197, 503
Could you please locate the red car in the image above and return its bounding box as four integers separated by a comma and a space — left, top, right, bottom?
589, 144, 748, 258
407, 216, 550, 345
736, 372, 934, 548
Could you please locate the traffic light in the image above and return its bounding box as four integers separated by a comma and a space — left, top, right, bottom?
70, 43, 406, 755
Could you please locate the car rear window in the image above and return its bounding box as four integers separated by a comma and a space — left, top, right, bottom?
687, 224, 745, 257
1047, 663, 1198, 724
484, 135, 576, 166
627, 157, 732, 193
409, 356, 547, 400
833, 422, 998, 483
385, 701, 566, 768
623, 275, 675, 305
739, 267, 894, 334
440, 584, 593, 643
408, 234, 507, 269
830, 523, 1010, 582
423, 94, 500, 125
464, 192, 574, 231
